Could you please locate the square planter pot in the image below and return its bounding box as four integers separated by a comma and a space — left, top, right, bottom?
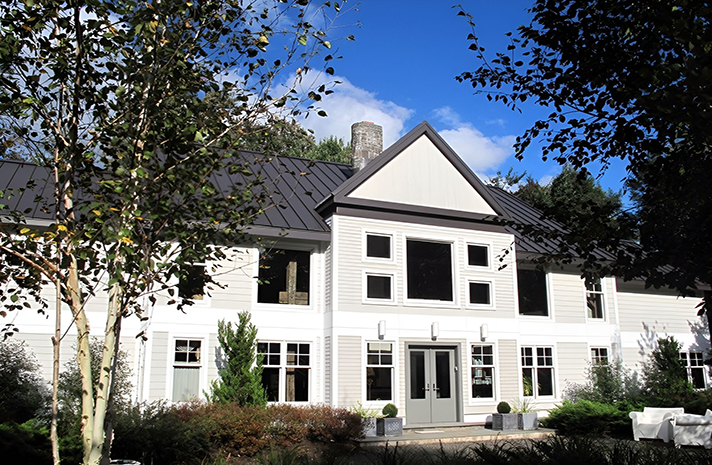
518, 412, 538, 430
377, 417, 403, 437
492, 413, 519, 431
362, 417, 378, 437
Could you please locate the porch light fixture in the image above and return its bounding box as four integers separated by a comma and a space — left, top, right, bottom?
431, 322, 439, 340
480, 324, 488, 341
378, 320, 386, 340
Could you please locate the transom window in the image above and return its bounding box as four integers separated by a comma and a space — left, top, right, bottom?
521, 346, 554, 397
586, 278, 605, 319
406, 239, 453, 301
366, 234, 392, 259
471, 345, 495, 399
366, 342, 393, 401
258, 342, 311, 402
680, 351, 707, 389
258, 249, 310, 305
518, 269, 548, 316
469, 281, 491, 306
467, 244, 489, 267
366, 273, 393, 301
172, 339, 202, 402
591, 347, 609, 364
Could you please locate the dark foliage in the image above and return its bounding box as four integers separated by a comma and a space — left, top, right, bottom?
0, 339, 49, 424
0, 420, 52, 465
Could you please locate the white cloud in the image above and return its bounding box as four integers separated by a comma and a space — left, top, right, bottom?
295, 75, 414, 147
433, 106, 516, 173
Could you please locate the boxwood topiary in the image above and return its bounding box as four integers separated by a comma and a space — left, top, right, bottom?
497, 401, 511, 414
382, 403, 398, 418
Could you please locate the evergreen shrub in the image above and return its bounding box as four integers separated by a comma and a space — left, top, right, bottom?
541, 399, 633, 437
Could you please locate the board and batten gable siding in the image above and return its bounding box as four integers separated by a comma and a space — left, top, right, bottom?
148, 331, 169, 401
497, 339, 520, 402
347, 134, 498, 215
334, 215, 516, 317
556, 342, 589, 391
548, 271, 587, 324
337, 335, 361, 407
325, 217, 333, 312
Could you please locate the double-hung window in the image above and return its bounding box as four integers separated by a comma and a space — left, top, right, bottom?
521, 346, 554, 397
366, 342, 393, 401
172, 339, 202, 401
471, 345, 495, 399
258, 342, 311, 402
406, 239, 453, 302
591, 347, 609, 364
680, 351, 707, 389
586, 278, 605, 319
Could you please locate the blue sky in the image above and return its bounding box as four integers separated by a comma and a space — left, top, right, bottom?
295, 0, 629, 192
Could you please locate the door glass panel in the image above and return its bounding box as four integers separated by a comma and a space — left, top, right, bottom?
537, 368, 554, 396
435, 351, 451, 399
410, 351, 426, 399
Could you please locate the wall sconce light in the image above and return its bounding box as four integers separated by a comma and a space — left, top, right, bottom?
378, 320, 386, 340
480, 324, 489, 341
431, 322, 439, 341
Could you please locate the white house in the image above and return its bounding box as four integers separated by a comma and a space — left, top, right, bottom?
2, 121, 707, 426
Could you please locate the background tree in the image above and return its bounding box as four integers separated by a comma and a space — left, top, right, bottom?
306, 135, 352, 163
458, 1, 711, 298
0, 339, 49, 424
0, 1, 349, 463
208, 312, 267, 406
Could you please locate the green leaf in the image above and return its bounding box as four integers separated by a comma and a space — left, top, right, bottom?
298, 35, 307, 46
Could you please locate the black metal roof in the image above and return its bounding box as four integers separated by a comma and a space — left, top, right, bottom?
0, 154, 352, 240
0, 142, 604, 257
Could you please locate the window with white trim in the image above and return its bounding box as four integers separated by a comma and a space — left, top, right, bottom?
258, 342, 311, 402
258, 249, 310, 305
521, 346, 554, 397
586, 278, 605, 319
468, 281, 492, 306
172, 339, 202, 401
591, 347, 609, 364
467, 244, 489, 267
366, 234, 392, 260
406, 239, 453, 301
680, 351, 707, 389
365, 273, 393, 301
366, 342, 393, 401
471, 345, 495, 399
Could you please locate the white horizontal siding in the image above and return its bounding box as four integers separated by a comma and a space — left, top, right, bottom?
337, 335, 361, 407
556, 341, 589, 393
549, 271, 586, 324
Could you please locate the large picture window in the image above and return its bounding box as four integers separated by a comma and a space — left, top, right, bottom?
258, 249, 310, 305
517, 269, 548, 316
680, 351, 707, 389
586, 278, 605, 319
172, 339, 202, 402
258, 341, 311, 402
366, 342, 393, 401
521, 346, 554, 397
406, 239, 453, 301
471, 345, 495, 399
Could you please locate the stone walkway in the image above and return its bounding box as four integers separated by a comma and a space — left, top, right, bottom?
359, 425, 556, 448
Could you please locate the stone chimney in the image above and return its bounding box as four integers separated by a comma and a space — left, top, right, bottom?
351, 121, 383, 171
